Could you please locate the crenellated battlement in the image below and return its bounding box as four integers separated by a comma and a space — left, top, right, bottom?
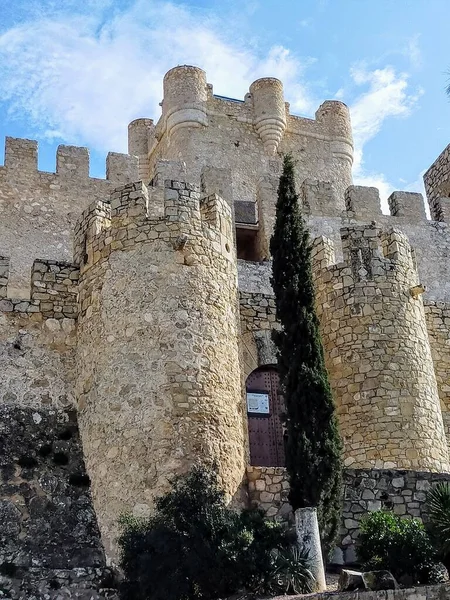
1, 137, 137, 184
303, 182, 432, 224
312, 224, 418, 287
345, 184, 428, 223
74, 176, 234, 282
0, 257, 79, 318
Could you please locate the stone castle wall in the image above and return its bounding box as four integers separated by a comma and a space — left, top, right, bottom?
75, 178, 246, 557
0, 269, 108, 592
239, 291, 278, 381
0, 259, 78, 412
0, 137, 137, 298
247, 466, 450, 565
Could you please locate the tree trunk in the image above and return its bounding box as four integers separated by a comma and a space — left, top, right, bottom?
295, 507, 326, 592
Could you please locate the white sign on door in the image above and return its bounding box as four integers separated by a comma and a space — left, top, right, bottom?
247, 392, 270, 414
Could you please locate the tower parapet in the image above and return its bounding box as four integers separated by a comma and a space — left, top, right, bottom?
312, 224, 449, 472
75, 176, 245, 558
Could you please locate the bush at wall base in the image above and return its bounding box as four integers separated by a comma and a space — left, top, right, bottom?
357, 510, 446, 585
117, 464, 315, 600
427, 481, 450, 571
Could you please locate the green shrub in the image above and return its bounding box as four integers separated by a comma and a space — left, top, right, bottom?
427, 482, 450, 567
118, 465, 314, 600
357, 510, 439, 584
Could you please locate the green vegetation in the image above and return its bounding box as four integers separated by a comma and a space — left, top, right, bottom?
270, 153, 343, 555
118, 464, 314, 600
427, 481, 450, 570
357, 510, 445, 585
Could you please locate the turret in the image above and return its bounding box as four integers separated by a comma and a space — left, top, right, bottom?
162, 65, 208, 137
249, 77, 286, 156
128, 118, 155, 181
315, 100, 353, 169
74, 177, 245, 559
312, 224, 449, 472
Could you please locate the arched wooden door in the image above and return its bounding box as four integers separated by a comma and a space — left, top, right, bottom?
246, 367, 285, 467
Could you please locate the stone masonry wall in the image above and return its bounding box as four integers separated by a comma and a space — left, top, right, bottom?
247, 466, 450, 565
0, 137, 137, 297
0, 261, 110, 593
424, 300, 450, 445
239, 291, 278, 380
247, 466, 291, 521
75, 180, 246, 559
0, 567, 118, 599
0, 262, 78, 412
312, 225, 449, 471
341, 469, 450, 564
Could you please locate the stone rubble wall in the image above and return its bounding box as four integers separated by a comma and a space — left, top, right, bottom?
0, 567, 118, 599
75, 179, 246, 559
0, 137, 137, 298
0, 259, 79, 318
0, 311, 76, 412
341, 469, 450, 564
312, 225, 449, 471
239, 291, 278, 381
247, 466, 450, 565
247, 466, 292, 521
0, 404, 105, 573
0, 278, 107, 589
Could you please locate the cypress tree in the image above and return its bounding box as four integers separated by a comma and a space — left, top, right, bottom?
270, 154, 343, 555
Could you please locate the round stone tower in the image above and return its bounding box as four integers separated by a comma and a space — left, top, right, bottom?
74, 179, 246, 558
249, 77, 287, 156
312, 224, 449, 472
162, 65, 209, 137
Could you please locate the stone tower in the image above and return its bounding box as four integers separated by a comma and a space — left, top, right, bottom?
128, 65, 353, 256
74, 176, 246, 556
312, 224, 449, 472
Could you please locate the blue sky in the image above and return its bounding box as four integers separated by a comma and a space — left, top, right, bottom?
0, 0, 449, 205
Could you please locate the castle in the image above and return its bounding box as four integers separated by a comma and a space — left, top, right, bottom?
2, 64, 450, 592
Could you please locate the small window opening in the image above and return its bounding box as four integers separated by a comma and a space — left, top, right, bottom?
236, 227, 261, 261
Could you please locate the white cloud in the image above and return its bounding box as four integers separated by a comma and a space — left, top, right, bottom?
0, 1, 424, 209
0, 0, 314, 152
348, 64, 423, 211
403, 34, 423, 69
